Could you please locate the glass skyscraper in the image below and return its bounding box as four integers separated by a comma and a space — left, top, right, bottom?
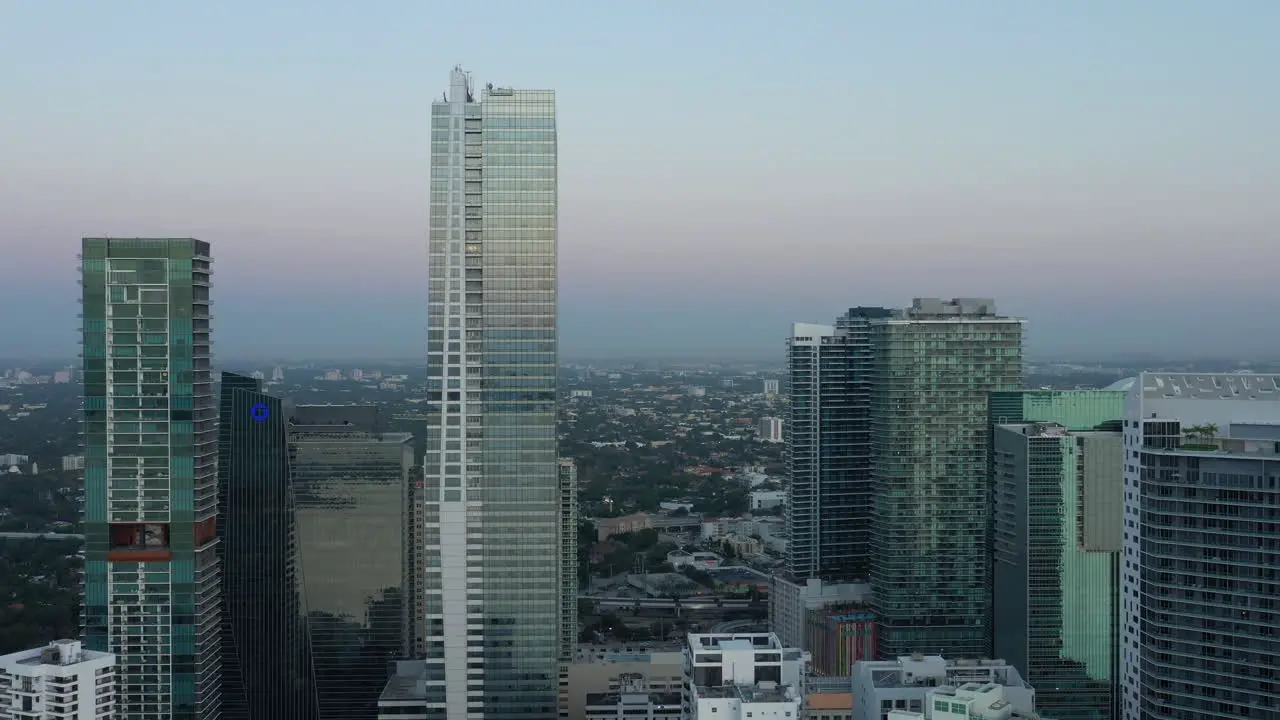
290, 405, 412, 719
424, 66, 559, 719
217, 372, 317, 720
217, 385, 409, 720
785, 307, 890, 583
992, 417, 1123, 720
80, 237, 220, 719
868, 298, 1023, 658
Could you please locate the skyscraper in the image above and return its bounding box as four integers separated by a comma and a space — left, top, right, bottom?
79, 237, 220, 719
218, 386, 410, 719
784, 307, 890, 583
425, 66, 560, 719
290, 405, 412, 719
217, 372, 317, 720
1119, 373, 1280, 720
992, 418, 1123, 720
868, 298, 1023, 658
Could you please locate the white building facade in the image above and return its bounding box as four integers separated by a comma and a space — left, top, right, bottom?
850, 655, 1035, 720
758, 417, 783, 443
682, 633, 807, 720
0, 640, 115, 719
1120, 373, 1280, 720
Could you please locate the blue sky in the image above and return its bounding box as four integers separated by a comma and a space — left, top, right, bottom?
1, 1, 1277, 359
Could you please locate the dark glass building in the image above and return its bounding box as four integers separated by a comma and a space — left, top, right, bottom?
80, 238, 220, 720
217, 372, 318, 719
784, 307, 890, 583
290, 405, 412, 720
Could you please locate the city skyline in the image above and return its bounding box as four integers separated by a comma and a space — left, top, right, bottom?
3, 2, 1279, 359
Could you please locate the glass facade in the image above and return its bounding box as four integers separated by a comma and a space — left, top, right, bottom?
424, 67, 560, 720
989, 390, 1127, 432
80, 237, 220, 720
785, 308, 890, 583
290, 406, 411, 719
868, 299, 1023, 658
217, 373, 318, 719
992, 420, 1123, 720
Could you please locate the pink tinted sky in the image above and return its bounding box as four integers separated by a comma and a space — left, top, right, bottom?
2, 0, 1278, 359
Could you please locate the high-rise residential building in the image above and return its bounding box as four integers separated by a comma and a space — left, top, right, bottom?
757, 416, 783, 443
217, 372, 317, 719
868, 298, 1023, 658
992, 421, 1123, 720
424, 66, 559, 719
290, 405, 412, 719
1119, 373, 1280, 720
784, 307, 891, 584
79, 237, 220, 719
0, 640, 116, 720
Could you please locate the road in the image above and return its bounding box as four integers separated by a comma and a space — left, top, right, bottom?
710, 618, 768, 633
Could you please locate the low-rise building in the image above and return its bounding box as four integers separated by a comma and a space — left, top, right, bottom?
584, 673, 681, 720
683, 633, 808, 720
720, 534, 762, 557
0, 639, 115, 719
563, 644, 685, 720
769, 577, 871, 653
851, 655, 1036, 720
806, 608, 875, 677
749, 489, 786, 510
597, 513, 653, 542
806, 683, 854, 720
666, 550, 723, 571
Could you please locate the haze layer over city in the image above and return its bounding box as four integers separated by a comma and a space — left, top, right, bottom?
3, 1, 1278, 360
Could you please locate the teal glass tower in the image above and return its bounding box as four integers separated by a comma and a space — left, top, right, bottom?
80, 238, 220, 719
424, 67, 560, 719
868, 298, 1023, 658
990, 390, 1124, 720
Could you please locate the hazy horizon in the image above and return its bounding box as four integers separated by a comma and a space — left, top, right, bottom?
3, 1, 1277, 359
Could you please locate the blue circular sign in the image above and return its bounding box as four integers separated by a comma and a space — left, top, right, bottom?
250, 403, 270, 423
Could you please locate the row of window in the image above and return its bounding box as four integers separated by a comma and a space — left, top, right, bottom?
431, 191, 557, 204
430, 217, 556, 230
430, 128, 556, 141
431, 179, 555, 192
